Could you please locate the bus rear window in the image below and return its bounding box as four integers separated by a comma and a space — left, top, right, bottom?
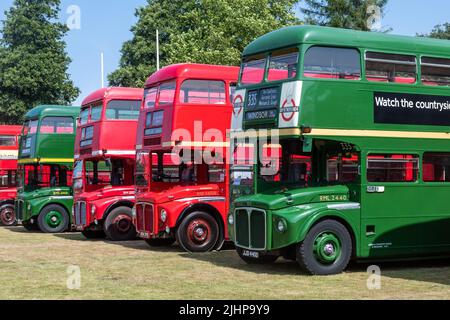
106, 100, 140, 120
179, 80, 226, 104
304, 46, 361, 80
40, 117, 74, 134
0, 135, 16, 146
421, 57, 450, 87
267, 50, 299, 81
240, 57, 266, 85
90, 105, 102, 122
367, 154, 419, 182
366, 52, 416, 84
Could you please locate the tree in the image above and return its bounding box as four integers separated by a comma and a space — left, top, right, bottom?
301, 0, 389, 31
109, 0, 300, 88
421, 23, 450, 40
0, 0, 79, 124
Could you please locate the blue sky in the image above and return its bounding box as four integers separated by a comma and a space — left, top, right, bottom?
0, 0, 449, 106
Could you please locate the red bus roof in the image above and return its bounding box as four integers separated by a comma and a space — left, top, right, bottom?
145, 63, 240, 87
0, 125, 22, 136
82, 87, 144, 106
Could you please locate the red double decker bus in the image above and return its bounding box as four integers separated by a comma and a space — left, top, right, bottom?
73, 87, 143, 240
0, 125, 21, 226
133, 63, 239, 252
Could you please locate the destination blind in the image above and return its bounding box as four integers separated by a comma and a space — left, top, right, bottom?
245, 87, 279, 121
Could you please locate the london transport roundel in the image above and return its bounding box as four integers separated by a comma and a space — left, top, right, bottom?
281, 98, 298, 122
233, 95, 244, 116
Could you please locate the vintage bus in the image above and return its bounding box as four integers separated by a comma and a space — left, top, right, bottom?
16, 105, 80, 233
228, 25, 450, 275
133, 63, 239, 252
72, 87, 142, 241
0, 125, 21, 226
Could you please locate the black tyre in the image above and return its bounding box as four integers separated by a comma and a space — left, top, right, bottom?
145, 238, 176, 247
104, 206, 136, 241
37, 204, 69, 233
236, 247, 279, 264
81, 229, 106, 239
176, 211, 220, 252
22, 220, 39, 231
0, 204, 16, 226
297, 220, 352, 275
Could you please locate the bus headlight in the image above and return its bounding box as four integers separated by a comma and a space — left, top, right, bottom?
27, 203, 31, 211
276, 219, 287, 233
228, 214, 234, 225
160, 210, 167, 223
91, 206, 96, 216
131, 206, 136, 219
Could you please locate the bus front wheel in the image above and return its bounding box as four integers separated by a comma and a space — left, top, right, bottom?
104, 207, 137, 241
37, 205, 69, 233
176, 211, 220, 252
296, 220, 352, 275
0, 204, 16, 226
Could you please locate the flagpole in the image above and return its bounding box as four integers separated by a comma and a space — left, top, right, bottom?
156, 30, 160, 71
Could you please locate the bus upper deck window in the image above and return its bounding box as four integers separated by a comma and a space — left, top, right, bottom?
304, 46, 361, 80
0, 135, 16, 147
366, 52, 416, 84
106, 100, 141, 120
90, 105, 102, 122
267, 49, 299, 82
79, 108, 89, 125
179, 80, 226, 104
421, 57, 450, 87
40, 117, 74, 134
240, 56, 266, 85
144, 87, 158, 109
26, 120, 38, 135
158, 81, 176, 106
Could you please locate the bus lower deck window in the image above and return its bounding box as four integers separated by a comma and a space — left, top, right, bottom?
423, 153, 450, 182
367, 154, 419, 182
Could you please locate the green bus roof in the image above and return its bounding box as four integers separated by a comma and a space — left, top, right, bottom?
243, 25, 450, 57
24, 105, 80, 120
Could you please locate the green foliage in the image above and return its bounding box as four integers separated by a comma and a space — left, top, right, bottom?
0, 0, 79, 124
420, 23, 450, 40
109, 0, 300, 88
301, 0, 389, 31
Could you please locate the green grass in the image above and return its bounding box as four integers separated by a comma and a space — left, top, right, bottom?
0, 226, 449, 300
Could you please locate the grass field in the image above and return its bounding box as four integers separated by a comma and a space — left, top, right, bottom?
0, 226, 449, 300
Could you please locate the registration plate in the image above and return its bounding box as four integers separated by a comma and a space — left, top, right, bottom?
75, 225, 84, 231
241, 250, 260, 259
138, 231, 150, 239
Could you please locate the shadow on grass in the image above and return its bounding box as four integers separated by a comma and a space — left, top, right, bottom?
3, 226, 41, 234
52, 232, 184, 253
180, 249, 450, 283
178, 250, 306, 276
352, 258, 450, 286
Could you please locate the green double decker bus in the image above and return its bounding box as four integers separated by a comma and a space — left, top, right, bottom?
228, 26, 450, 275
16, 105, 80, 233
